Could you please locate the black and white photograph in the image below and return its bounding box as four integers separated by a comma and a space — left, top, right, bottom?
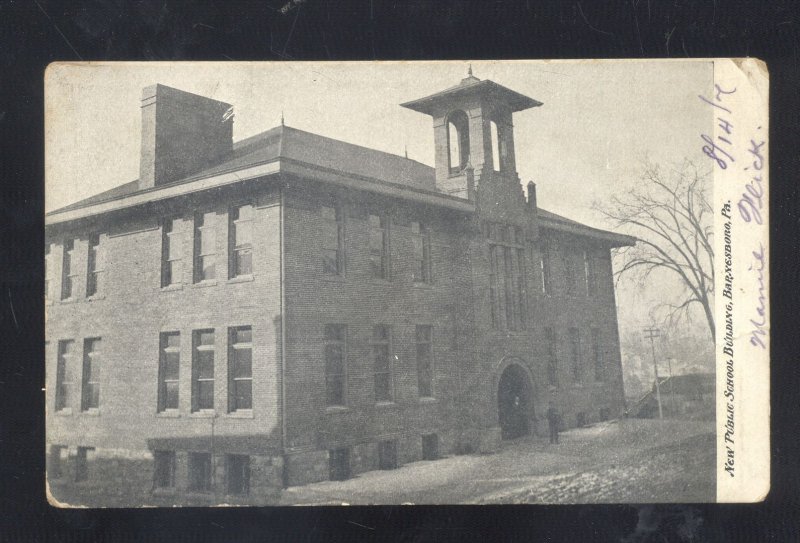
43, 60, 767, 507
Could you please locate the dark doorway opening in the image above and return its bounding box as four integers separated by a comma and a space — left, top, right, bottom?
498, 363, 533, 440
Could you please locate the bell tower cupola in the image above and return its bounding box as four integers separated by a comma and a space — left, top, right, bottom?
400, 68, 542, 199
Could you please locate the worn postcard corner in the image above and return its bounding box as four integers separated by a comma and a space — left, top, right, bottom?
44, 59, 769, 506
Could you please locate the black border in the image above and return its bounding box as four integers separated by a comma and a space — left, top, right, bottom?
2, 1, 798, 540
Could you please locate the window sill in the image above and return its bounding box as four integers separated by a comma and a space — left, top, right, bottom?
80, 408, 100, 417
59, 298, 77, 305
227, 274, 254, 285
189, 410, 217, 418
411, 281, 434, 289
55, 408, 73, 416
325, 406, 350, 414
375, 401, 398, 409
156, 410, 181, 418
192, 280, 218, 289
161, 284, 184, 292
86, 294, 106, 302
419, 396, 437, 404
226, 410, 254, 419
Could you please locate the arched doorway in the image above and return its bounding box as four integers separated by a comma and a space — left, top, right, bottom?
497, 363, 534, 440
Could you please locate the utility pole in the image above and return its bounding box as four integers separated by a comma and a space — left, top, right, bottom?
643, 327, 663, 419
667, 357, 676, 413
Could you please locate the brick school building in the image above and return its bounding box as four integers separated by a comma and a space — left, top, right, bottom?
45, 73, 634, 506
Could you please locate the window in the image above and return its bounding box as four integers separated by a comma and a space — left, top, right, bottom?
48, 445, 66, 479
61, 239, 77, 299
86, 235, 103, 297
487, 222, 527, 330
447, 110, 470, 174
411, 221, 431, 283
563, 253, 577, 295
161, 218, 182, 287
540, 249, 552, 295
368, 214, 388, 279
192, 330, 215, 411
378, 440, 398, 470
226, 454, 250, 496
55, 340, 75, 411
591, 328, 604, 381
545, 328, 558, 387
228, 326, 252, 412
372, 325, 393, 402
75, 446, 94, 482
45, 244, 52, 300
229, 205, 253, 278
193, 212, 216, 282
490, 120, 501, 171
188, 452, 212, 492
81, 338, 101, 410
422, 434, 439, 460
324, 324, 346, 407
568, 328, 581, 382
416, 325, 433, 398
585, 251, 598, 296
321, 205, 344, 275
153, 450, 176, 489
158, 332, 180, 412
329, 448, 350, 481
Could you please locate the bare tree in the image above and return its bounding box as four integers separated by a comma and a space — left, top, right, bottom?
595, 160, 715, 341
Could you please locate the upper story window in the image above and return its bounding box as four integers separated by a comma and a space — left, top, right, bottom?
192, 329, 215, 411
368, 214, 389, 280
45, 244, 52, 301
324, 324, 347, 407
229, 204, 253, 278
568, 327, 582, 382
161, 218, 182, 287
416, 325, 433, 398
61, 239, 77, 300
158, 332, 180, 412
563, 252, 577, 296
321, 204, 343, 275
545, 327, 558, 387
193, 212, 216, 283
490, 120, 501, 172
228, 326, 253, 412
81, 338, 101, 410
539, 247, 552, 295
487, 222, 527, 330
86, 235, 103, 297
372, 325, 393, 402
447, 110, 470, 174
584, 250, 598, 296
591, 328, 604, 381
411, 221, 431, 283
55, 340, 75, 411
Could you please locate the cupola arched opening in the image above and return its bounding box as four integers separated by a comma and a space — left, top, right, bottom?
488, 112, 507, 172
446, 110, 470, 174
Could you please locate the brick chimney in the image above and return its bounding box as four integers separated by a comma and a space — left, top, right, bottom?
139, 84, 234, 189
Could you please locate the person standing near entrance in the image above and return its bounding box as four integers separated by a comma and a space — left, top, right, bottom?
547, 402, 560, 444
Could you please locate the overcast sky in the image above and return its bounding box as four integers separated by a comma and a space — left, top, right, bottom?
45, 60, 715, 337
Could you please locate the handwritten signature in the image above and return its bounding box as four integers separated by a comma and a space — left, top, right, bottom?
748, 243, 767, 349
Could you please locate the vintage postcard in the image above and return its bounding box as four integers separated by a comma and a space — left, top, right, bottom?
44, 59, 768, 506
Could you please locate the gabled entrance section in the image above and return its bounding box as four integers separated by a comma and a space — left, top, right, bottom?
497, 362, 534, 440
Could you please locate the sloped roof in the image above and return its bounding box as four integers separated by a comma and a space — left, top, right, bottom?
400, 75, 543, 115
46, 124, 633, 246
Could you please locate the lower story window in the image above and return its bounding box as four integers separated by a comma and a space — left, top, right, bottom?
329, 448, 350, 481
48, 445, 67, 479
75, 446, 94, 482
378, 440, 398, 470
188, 452, 212, 492
422, 434, 439, 460
153, 450, 176, 490
226, 454, 250, 496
